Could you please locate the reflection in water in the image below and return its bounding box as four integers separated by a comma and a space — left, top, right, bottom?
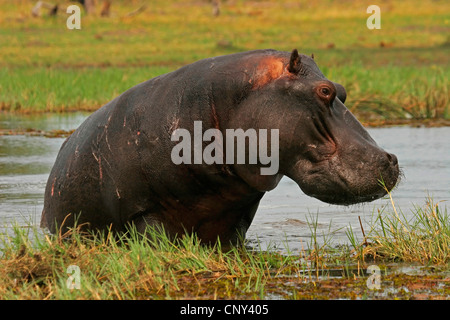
1, 113, 449, 250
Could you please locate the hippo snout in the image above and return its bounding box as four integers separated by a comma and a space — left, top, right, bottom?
379, 151, 400, 190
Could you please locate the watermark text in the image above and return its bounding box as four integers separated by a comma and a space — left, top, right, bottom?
66, 265, 81, 289
66, 5, 81, 30
171, 121, 279, 175
367, 5, 381, 29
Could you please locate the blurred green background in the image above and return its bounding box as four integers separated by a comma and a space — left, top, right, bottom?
0, 0, 448, 122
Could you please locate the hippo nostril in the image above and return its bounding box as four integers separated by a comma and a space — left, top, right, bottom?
386, 153, 398, 166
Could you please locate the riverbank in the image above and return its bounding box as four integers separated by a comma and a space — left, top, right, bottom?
1, 113, 449, 141
0, 194, 448, 300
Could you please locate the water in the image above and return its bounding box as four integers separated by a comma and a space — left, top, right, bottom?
248, 126, 450, 251
0, 113, 88, 227
1, 113, 449, 251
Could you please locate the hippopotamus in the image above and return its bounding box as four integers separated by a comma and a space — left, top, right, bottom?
41, 49, 399, 244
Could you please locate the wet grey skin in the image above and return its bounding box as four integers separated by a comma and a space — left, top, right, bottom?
41, 49, 400, 244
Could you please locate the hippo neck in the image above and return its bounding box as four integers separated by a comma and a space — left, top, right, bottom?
153, 169, 265, 243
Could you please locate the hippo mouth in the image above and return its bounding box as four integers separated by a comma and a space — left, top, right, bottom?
298, 173, 400, 206
288, 152, 400, 206
305, 182, 395, 206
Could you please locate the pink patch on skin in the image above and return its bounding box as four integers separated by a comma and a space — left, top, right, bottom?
251, 57, 287, 89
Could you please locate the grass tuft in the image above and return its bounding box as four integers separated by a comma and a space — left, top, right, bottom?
364, 197, 450, 265
347, 182, 450, 265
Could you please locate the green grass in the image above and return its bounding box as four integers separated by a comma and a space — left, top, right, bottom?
347, 183, 450, 265
1, 195, 448, 299
0, 66, 171, 112
0, 0, 448, 119
0, 223, 298, 299
366, 197, 450, 264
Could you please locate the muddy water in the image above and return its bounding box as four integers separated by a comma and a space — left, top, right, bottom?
1, 113, 449, 251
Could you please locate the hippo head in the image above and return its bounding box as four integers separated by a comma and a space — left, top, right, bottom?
229, 49, 400, 205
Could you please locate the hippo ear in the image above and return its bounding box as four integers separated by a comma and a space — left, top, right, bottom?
287, 49, 302, 74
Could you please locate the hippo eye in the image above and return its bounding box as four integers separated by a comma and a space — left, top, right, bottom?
315, 83, 336, 105
321, 87, 331, 96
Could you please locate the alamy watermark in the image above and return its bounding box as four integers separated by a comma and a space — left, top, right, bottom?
171, 121, 279, 175
66, 265, 81, 289
367, 5, 381, 29
65, 4, 381, 31
366, 265, 381, 290
66, 5, 81, 30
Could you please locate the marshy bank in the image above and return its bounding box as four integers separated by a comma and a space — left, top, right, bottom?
0, 0, 449, 118
0, 194, 448, 300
